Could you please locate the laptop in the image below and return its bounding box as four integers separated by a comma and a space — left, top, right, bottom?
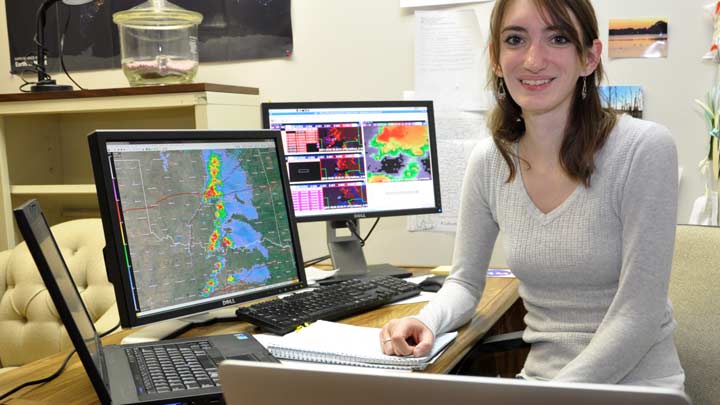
14, 199, 279, 405
219, 361, 692, 405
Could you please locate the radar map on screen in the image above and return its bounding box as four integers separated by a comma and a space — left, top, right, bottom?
112, 147, 296, 312
363, 123, 432, 183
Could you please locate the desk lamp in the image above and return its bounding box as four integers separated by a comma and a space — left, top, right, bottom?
31, 0, 93, 92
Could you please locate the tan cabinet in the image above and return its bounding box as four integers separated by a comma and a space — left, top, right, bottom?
0, 83, 260, 250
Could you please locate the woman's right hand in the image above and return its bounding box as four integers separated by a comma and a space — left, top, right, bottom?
379, 317, 435, 357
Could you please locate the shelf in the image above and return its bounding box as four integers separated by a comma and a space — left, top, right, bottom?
11, 184, 97, 195
0, 83, 260, 250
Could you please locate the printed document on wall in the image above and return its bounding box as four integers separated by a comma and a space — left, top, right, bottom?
407, 112, 488, 232
401, 0, 494, 8
414, 9, 487, 112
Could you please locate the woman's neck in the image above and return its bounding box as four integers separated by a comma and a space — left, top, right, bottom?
520, 117, 566, 160
520, 109, 568, 168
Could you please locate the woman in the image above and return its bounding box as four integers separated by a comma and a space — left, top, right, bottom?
380, 0, 685, 389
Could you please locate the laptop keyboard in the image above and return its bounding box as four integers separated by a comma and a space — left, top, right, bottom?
125, 340, 220, 394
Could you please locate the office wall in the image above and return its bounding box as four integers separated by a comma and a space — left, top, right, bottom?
0, 0, 713, 267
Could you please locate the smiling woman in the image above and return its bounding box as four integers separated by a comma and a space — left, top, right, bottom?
487, 0, 613, 188
380, 0, 686, 393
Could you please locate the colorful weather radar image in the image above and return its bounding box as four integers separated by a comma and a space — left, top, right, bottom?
363, 124, 432, 183
323, 185, 367, 209
320, 157, 365, 180
115, 143, 299, 307
318, 126, 361, 150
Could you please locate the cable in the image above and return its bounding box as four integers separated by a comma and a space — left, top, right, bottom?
346, 218, 381, 247
18, 68, 38, 92
304, 254, 331, 267
32, 1, 52, 83
99, 323, 121, 338
59, 5, 85, 90
303, 219, 381, 268
19, 1, 85, 92
0, 322, 121, 401
17, 3, 52, 92
0, 349, 76, 401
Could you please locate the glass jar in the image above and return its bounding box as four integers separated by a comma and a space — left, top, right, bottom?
113, 0, 203, 86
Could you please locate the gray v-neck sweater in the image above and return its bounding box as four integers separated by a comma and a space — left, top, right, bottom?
416, 114, 684, 384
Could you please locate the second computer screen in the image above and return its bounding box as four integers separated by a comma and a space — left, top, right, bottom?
265, 103, 441, 221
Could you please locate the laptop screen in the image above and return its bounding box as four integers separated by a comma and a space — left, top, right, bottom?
13, 200, 109, 397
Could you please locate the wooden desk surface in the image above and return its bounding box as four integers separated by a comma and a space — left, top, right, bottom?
0, 276, 519, 405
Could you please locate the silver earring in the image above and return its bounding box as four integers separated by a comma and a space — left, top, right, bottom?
581, 76, 587, 100
497, 78, 506, 100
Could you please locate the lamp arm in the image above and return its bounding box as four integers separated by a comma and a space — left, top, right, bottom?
35, 0, 62, 83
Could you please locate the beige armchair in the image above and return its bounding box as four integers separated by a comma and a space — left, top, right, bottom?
0, 218, 118, 373
669, 224, 720, 404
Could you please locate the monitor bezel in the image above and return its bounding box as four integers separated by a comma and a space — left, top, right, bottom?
88, 130, 307, 329
261, 100, 443, 223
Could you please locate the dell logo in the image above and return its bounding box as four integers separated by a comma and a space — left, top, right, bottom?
222, 298, 236, 306
353, 213, 366, 218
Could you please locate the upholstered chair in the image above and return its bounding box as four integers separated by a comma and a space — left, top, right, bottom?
0, 218, 118, 373
669, 224, 720, 404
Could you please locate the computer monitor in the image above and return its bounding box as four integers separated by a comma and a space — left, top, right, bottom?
262, 101, 442, 282
88, 130, 306, 342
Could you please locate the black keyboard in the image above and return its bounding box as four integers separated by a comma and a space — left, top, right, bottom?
126, 340, 220, 395
235, 276, 422, 334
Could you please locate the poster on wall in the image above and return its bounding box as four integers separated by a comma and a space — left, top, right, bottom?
6, 0, 293, 75
608, 17, 668, 59
599, 85, 643, 118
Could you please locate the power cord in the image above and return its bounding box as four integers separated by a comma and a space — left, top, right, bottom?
0, 322, 120, 401
304, 254, 330, 267
346, 217, 380, 247
58, 5, 85, 91
18, 2, 85, 92
17, 60, 42, 92
302, 218, 381, 267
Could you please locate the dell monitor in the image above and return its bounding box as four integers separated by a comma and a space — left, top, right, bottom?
88, 130, 306, 342
262, 101, 442, 282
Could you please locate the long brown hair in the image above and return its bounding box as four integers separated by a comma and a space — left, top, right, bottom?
487, 0, 616, 186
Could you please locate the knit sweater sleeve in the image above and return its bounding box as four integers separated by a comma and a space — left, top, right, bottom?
415, 139, 499, 335
553, 123, 678, 383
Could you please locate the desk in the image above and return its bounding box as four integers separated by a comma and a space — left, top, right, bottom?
0, 276, 519, 404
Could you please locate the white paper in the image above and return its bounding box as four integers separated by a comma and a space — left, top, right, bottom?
415, 9, 487, 112
266, 320, 458, 370
688, 192, 719, 226
401, 0, 494, 9
407, 111, 489, 232
434, 109, 490, 140
408, 137, 484, 232
304, 266, 338, 282
384, 291, 435, 305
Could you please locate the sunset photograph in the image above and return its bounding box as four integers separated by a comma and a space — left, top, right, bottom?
609, 17, 668, 58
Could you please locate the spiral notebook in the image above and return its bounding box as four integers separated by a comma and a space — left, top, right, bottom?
266, 321, 457, 370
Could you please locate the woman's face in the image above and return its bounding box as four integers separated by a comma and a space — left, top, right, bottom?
495, 0, 600, 120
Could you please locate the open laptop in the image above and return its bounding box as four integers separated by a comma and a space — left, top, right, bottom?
219, 361, 692, 405
14, 199, 279, 405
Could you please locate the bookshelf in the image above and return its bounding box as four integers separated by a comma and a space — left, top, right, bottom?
0, 83, 260, 250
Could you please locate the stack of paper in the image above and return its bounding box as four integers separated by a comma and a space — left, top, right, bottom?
266, 321, 457, 371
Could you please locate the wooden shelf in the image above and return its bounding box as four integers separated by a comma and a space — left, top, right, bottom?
0, 83, 259, 103
0, 83, 260, 249
11, 184, 97, 195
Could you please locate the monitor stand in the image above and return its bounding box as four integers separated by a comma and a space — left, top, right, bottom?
316, 219, 411, 285
120, 306, 238, 344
